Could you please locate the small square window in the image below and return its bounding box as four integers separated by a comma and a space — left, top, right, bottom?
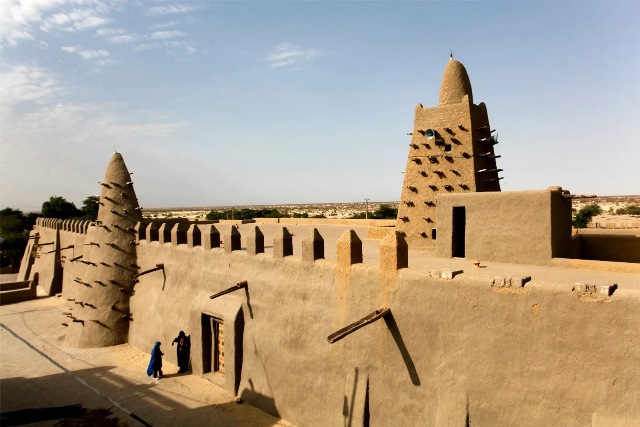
431, 228, 437, 240
444, 144, 452, 152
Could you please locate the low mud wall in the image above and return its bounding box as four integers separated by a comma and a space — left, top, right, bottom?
572, 229, 640, 264
125, 227, 640, 427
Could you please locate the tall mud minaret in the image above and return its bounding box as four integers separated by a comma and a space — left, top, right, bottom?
397, 56, 502, 251
65, 152, 143, 347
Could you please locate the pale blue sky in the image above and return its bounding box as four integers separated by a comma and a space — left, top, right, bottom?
1, 0, 638, 211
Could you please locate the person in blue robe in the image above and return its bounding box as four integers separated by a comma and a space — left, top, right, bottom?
146, 341, 164, 380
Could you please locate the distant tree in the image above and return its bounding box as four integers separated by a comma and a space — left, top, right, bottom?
79, 195, 100, 220
0, 208, 28, 268
24, 212, 39, 229
349, 204, 398, 220
41, 196, 81, 219
572, 204, 602, 228
311, 214, 326, 218
615, 205, 640, 215
206, 208, 289, 220
373, 204, 398, 219
206, 210, 227, 220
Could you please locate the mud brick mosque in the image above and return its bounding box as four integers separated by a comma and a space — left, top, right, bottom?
5, 57, 640, 426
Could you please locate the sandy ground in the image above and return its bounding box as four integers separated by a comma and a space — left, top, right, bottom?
0, 296, 294, 427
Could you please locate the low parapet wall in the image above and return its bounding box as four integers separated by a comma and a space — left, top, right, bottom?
20, 220, 92, 295
254, 218, 396, 227
124, 222, 640, 426
0, 279, 37, 305
572, 229, 640, 264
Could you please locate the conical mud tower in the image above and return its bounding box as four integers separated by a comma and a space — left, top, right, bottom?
65, 152, 143, 347
397, 56, 502, 251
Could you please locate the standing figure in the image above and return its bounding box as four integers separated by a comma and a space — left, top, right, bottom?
172, 331, 191, 373
146, 341, 164, 380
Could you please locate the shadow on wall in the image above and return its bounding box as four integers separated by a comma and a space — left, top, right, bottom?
239, 336, 280, 417
384, 312, 420, 386
240, 378, 279, 418
343, 367, 370, 427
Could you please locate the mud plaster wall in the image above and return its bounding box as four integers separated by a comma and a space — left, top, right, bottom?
436, 189, 572, 264
25, 223, 89, 295
128, 238, 639, 427
572, 233, 640, 263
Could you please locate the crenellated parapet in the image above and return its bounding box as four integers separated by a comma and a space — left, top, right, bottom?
34, 217, 90, 235
133, 223, 407, 276
129, 222, 631, 306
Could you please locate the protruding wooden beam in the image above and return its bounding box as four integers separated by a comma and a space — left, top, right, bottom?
327, 307, 390, 344
134, 263, 164, 277
209, 281, 248, 300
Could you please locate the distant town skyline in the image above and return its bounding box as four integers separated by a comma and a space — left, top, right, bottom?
1, 1, 639, 211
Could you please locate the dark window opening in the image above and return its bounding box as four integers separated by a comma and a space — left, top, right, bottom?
452, 207, 466, 257
444, 144, 452, 152
431, 228, 437, 240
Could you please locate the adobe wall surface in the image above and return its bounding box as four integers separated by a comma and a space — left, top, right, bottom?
436, 188, 572, 265
0, 280, 37, 305
126, 227, 640, 427
572, 233, 640, 263
23, 220, 90, 296
551, 258, 640, 274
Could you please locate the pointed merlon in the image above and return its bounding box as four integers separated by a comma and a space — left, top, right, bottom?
199, 224, 221, 250
273, 227, 293, 259
379, 231, 408, 273
224, 226, 241, 253
337, 230, 363, 270
247, 226, 265, 256
302, 228, 324, 262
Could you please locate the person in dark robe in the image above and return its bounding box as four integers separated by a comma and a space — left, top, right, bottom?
172, 331, 191, 373
146, 341, 164, 380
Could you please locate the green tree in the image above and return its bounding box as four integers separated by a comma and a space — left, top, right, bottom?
206, 210, 227, 220
0, 208, 28, 268
41, 196, 81, 219
350, 204, 398, 220
615, 205, 640, 215
206, 208, 289, 221
79, 195, 100, 220
373, 204, 398, 219
572, 204, 602, 228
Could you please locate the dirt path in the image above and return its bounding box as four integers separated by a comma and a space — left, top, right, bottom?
0, 297, 293, 427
